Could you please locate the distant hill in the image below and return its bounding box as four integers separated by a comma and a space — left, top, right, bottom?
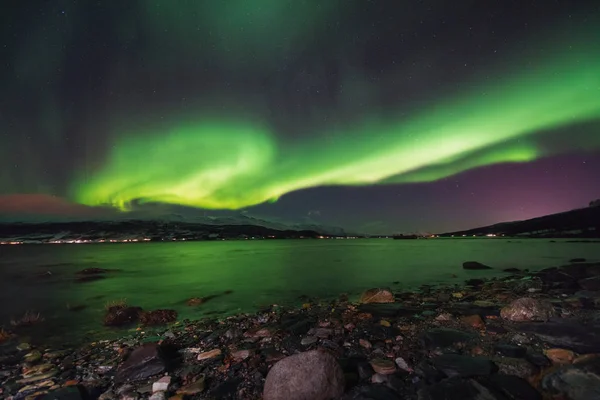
0, 220, 329, 243
441, 205, 600, 238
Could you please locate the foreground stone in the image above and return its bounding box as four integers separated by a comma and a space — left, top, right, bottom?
115, 343, 166, 383
514, 320, 600, 353
360, 288, 395, 304
500, 297, 555, 322
541, 356, 600, 400
263, 350, 345, 400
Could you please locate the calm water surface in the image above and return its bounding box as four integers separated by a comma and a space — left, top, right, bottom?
1, 238, 599, 344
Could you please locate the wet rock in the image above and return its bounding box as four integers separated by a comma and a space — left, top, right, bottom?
343, 384, 403, 400
197, 348, 221, 360
541, 356, 600, 400
115, 343, 166, 383
232, 349, 254, 361
263, 350, 345, 400
359, 339, 372, 349
503, 268, 522, 273
570, 258, 587, 263
494, 343, 526, 358
177, 376, 205, 395
460, 315, 485, 329
544, 348, 576, 364
186, 297, 205, 306
370, 359, 396, 375
462, 261, 492, 270
356, 361, 375, 380
579, 276, 600, 291
432, 354, 497, 378
486, 374, 542, 400
360, 288, 395, 304
514, 320, 600, 353
358, 303, 418, 318
525, 351, 551, 368
104, 306, 142, 327
421, 328, 476, 349
38, 386, 85, 400
301, 336, 318, 346
139, 310, 178, 326
418, 375, 541, 400
492, 357, 538, 379
500, 298, 555, 322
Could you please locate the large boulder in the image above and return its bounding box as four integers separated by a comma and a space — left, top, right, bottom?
116, 343, 166, 383
263, 350, 345, 400
360, 288, 394, 304
462, 261, 492, 270
500, 298, 555, 322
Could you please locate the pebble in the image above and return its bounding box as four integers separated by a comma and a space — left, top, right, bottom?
369, 358, 396, 375
544, 348, 576, 364
152, 376, 171, 393
301, 336, 318, 346
197, 348, 222, 360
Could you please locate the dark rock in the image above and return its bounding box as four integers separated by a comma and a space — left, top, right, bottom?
494, 343, 526, 358
418, 377, 496, 400
432, 354, 497, 378
463, 261, 492, 270
263, 350, 345, 400
421, 328, 476, 349
492, 357, 538, 379
514, 320, 600, 353
360, 288, 395, 304
500, 298, 555, 322
358, 303, 419, 318
343, 384, 403, 399
503, 268, 522, 273
579, 276, 600, 291
281, 316, 314, 335
450, 303, 500, 318
465, 279, 485, 287
570, 258, 587, 263
355, 360, 375, 381
541, 356, 600, 400
418, 375, 541, 400
76, 267, 110, 275
139, 309, 178, 326
485, 374, 542, 400
525, 351, 551, 368
38, 386, 85, 400
115, 343, 166, 383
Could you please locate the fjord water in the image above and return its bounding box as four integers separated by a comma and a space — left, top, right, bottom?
1, 239, 599, 344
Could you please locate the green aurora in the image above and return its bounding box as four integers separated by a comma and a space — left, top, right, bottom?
74, 38, 600, 211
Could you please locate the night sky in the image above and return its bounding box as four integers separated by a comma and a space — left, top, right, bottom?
1, 1, 599, 233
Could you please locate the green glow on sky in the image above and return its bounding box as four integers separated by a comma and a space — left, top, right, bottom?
75, 37, 600, 210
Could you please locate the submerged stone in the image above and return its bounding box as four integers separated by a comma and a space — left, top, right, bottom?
432, 354, 497, 378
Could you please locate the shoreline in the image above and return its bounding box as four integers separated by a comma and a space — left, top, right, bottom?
1, 261, 600, 399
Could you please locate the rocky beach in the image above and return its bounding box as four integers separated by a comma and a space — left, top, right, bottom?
1, 260, 600, 400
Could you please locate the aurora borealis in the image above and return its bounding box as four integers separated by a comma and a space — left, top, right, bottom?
1, 1, 600, 232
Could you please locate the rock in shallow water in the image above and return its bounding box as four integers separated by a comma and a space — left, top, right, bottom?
360, 288, 395, 304
462, 261, 492, 270
500, 298, 555, 322
263, 350, 345, 400
115, 343, 166, 383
